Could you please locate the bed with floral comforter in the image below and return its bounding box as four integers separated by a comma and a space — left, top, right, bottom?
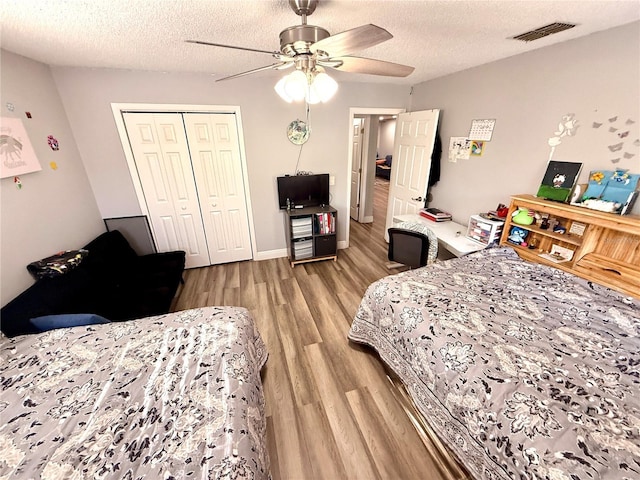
0, 306, 269, 479
349, 247, 639, 480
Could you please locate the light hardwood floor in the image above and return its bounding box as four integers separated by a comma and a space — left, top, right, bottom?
173, 179, 464, 479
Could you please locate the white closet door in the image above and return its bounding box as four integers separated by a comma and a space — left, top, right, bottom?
183, 113, 253, 264
122, 112, 210, 268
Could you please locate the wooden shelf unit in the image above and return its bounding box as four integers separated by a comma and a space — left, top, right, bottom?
500, 194, 640, 298
284, 205, 338, 267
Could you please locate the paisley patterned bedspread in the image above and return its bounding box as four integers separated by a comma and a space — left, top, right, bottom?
349, 247, 640, 480
0, 307, 269, 479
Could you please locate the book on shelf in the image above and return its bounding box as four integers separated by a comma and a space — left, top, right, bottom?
315, 212, 335, 234
480, 212, 507, 222
538, 245, 574, 264
419, 207, 452, 222
620, 191, 638, 215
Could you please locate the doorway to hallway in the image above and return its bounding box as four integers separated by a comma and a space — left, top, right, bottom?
345, 107, 404, 248
372, 177, 390, 237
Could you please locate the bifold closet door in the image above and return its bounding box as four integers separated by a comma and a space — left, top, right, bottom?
122, 112, 211, 268
183, 113, 252, 264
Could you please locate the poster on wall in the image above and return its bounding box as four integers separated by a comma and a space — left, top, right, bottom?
470, 140, 484, 156
0, 117, 42, 178
536, 160, 582, 202
448, 136, 471, 162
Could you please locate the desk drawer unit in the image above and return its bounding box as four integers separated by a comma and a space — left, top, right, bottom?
467, 215, 504, 246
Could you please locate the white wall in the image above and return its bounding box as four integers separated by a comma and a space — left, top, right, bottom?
378, 119, 396, 158
50, 67, 410, 253
4, 21, 636, 305
0, 51, 104, 306
410, 21, 640, 224
363, 116, 379, 221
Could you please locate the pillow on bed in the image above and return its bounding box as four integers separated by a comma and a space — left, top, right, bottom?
29, 313, 111, 332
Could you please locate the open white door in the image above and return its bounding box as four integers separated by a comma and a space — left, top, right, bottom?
350, 117, 364, 220
384, 109, 440, 239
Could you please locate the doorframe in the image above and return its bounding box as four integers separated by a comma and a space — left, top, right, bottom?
345, 107, 405, 247
350, 116, 365, 222
111, 103, 257, 261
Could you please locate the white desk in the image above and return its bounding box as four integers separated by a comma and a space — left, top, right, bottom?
392, 214, 485, 257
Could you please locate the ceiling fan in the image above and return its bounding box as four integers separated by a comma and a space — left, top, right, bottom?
187, 0, 414, 102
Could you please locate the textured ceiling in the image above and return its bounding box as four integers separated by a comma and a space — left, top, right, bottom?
2, 0, 639, 85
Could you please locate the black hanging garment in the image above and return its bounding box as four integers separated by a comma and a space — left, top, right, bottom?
429, 130, 442, 187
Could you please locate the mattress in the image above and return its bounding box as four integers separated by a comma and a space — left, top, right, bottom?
349, 247, 640, 479
0, 306, 269, 479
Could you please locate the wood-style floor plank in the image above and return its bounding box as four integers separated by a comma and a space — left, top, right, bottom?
274, 303, 321, 407
278, 277, 322, 346
305, 342, 381, 480
345, 386, 418, 480
298, 401, 349, 480
173, 179, 463, 479
260, 305, 314, 478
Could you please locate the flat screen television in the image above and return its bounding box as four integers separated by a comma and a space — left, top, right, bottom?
277, 174, 330, 209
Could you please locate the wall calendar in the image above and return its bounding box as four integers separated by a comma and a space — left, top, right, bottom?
469, 119, 496, 141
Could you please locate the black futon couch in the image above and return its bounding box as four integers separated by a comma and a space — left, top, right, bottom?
1, 230, 186, 337
375, 155, 392, 180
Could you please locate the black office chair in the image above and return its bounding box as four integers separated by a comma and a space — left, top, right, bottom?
387, 227, 431, 269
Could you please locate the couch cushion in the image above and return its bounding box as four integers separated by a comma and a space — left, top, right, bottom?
0, 267, 96, 337
82, 230, 138, 272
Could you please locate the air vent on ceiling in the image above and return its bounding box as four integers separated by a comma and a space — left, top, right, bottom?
511, 22, 576, 42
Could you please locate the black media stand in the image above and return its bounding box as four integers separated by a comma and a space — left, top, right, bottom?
284, 205, 337, 267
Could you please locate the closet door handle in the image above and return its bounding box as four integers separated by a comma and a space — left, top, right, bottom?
411, 196, 423, 202
181, 206, 187, 211
212, 203, 217, 207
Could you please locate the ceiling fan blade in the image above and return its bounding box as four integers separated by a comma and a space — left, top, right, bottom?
311, 24, 392, 57
186, 40, 280, 56
216, 62, 293, 82
328, 56, 414, 77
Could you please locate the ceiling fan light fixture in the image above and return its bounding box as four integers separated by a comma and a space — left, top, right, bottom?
275, 68, 337, 104
274, 77, 293, 103
283, 70, 308, 101
312, 71, 338, 102
306, 82, 321, 104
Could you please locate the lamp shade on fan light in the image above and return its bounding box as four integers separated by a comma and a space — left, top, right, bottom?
284, 70, 307, 101
275, 69, 338, 104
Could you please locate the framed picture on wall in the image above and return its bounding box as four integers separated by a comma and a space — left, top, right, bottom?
536, 160, 582, 203
0, 117, 42, 178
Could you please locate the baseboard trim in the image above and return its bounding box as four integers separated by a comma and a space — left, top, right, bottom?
386, 261, 405, 269
253, 248, 288, 261
254, 242, 347, 262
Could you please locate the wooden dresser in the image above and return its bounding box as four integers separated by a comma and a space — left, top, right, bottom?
500, 194, 640, 298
